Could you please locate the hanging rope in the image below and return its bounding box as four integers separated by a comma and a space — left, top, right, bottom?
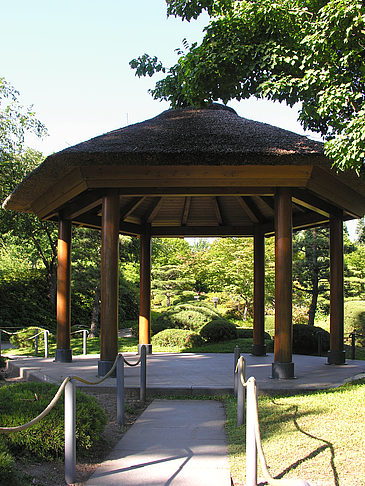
0, 353, 122, 433
237, 358, 310, 486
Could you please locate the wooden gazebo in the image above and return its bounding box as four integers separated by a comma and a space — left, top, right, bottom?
4, 104, 365, 378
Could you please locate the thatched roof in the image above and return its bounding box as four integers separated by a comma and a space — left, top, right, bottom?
3, 104, 365, 236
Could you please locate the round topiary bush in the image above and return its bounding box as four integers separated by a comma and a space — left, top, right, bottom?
152, 329, 205, 348
151, 304, 221, 335
236, 328, 272, 340
0, 382, 107, 461
292, 324, 330, 355
174, 302, 220, 319
200, 319, 238, 343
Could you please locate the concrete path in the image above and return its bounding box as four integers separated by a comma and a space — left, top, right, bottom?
5, 352, 365, 486
85, 400, 231, 486
6, 352, 365, 394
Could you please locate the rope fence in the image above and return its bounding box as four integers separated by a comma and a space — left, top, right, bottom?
0, 327, 91, 358
0, 346, 148, 485
234, 351, 310, 486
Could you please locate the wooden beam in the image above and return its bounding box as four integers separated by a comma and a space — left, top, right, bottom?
151, 225, 255, 237
146, 197, 163, 223
100, 191, 120, 367
213, 197, 224, 225
31, 168, 87, 219
328, 211, 345, 364
118, 187, 277, 196
181, 197, 192, 226
292, 188, 334, 217
307, 167, 365, 218
120, 197, 145, 221
253, 226, 266, 356
55, 219, 72, 362
273, 188, 294, 378
236, 196, 262, 223
82, 165, 313, 189
139, 225, 152, 348
61, 190, 104, 220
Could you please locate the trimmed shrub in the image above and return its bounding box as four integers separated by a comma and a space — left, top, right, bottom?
0, 382, 107, 460
152, 329, 205, 348
200, 319, 238, 343
236, 328, 272, 340
151, 304, 221, 335
292, 324, 330, 355
174, 302, 220, 318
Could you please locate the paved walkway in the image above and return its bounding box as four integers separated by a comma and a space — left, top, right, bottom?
5, 352, 365, 486
85, 399, 230, 486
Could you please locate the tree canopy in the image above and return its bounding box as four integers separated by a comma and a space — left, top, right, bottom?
130, 0, 365, 172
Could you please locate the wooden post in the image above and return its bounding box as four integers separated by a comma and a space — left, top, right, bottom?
55, 219, 72, 362
272, 188, 294, 379
139, 225, 152, 354
98, 191, 120, 376
328, 212, 345, 364
252, 226, 266, 356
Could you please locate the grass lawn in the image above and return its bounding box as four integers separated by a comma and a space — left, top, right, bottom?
3, 334, 364, 360
225, 378, 365, 486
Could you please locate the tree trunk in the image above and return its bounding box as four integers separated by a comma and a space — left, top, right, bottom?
89, 284, 100, 337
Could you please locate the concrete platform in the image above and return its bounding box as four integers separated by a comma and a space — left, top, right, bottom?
5, 352, 365, 395
4, 352, 365, 486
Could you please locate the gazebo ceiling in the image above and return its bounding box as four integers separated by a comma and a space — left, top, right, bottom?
4, 104, 365, 236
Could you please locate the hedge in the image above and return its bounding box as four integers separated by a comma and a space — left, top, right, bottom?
152, 329, 204, 348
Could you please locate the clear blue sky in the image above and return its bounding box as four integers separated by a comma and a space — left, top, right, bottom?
1, 0, 357, 235
1, 0, 320, 154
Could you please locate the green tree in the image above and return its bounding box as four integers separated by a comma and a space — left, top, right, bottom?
0, 77, 46, 156
293, 228, 330, 325
131, 0, 365, 171
0, 149, 60, 307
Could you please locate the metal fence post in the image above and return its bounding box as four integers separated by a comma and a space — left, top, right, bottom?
246, 377, 257, 486
236, 357, 245, 426
35, 329, 39, 356
82, 330, 87, 356
234, 345, 240, 396
65, 379, 76, 485
140, 344, 147, 402
44, 330, 49, 358
350, 332, 354, 360
317, 332, 322, 356
117, 355, 124, 426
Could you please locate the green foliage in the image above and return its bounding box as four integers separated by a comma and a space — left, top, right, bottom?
236, 327, 271, 340
292, 324, 330, 355
151, 300, 223, 335
151, 328, 205, 348
0, 269, 55, 331
152, 308, 211, 334
0, 382, 107, 461
0, 77, 47, 156
343, 300, 365, 346
200, 318, 238, 342
152, 263, 195, 307
9, 327, 54, 351
344, 243, 365, 300
0, 442, 15, 484
131, 0, 365, 171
